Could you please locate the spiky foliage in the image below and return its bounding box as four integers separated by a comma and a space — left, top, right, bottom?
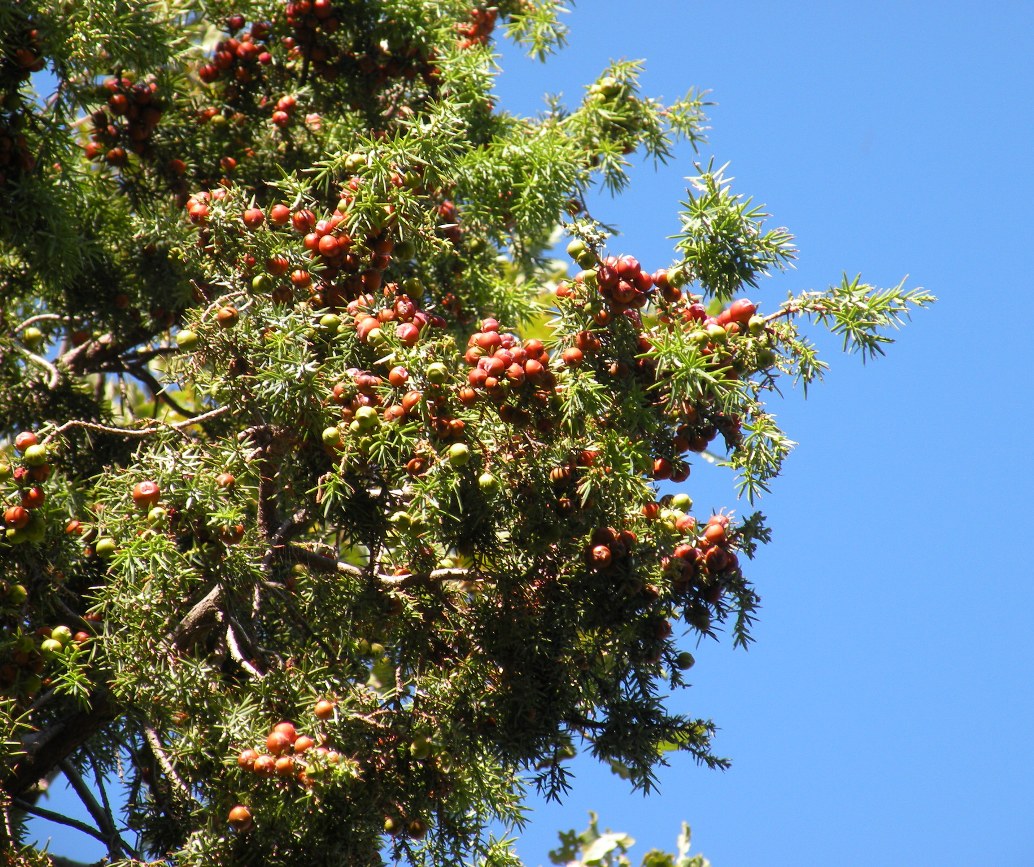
0, 1, 932, 864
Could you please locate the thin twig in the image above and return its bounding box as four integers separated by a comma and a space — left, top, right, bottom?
142, 726, 194, 803
14, 313, 64, 332
128, 362, 202, 419
11, 796, 111, 846
59, 759, 141, 861
41, 405, 229, 445
21, 349, 61, 389
285, 543, 470, 587
225, 622, 264, 680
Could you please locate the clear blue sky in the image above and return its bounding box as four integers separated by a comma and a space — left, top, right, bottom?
27, 2, 1034, 865
491, 2, 1034, 865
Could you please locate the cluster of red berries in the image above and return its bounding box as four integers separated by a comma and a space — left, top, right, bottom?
345, 289, 444, 348
660, 512, 740, 603
269, 92, 299, 128
285, 2, 439, 89
327, 366, 419, 441
2, 431, 52, 546
545, 449, 600, 515
235, 704, 341, 793
0, 23, 43, 186
84, 77, 163, 166
584, 525, 638, 572
283, 0, 343, 80
460, 320, 558, 429
455, 7, 498, 48
197, 18, 273, 90
2, 24, 44, 81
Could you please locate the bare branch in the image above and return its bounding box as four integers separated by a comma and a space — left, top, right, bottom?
12, 796, 111, 847
21, 349, 61, 389
40, 405, 229, 445
170, 584, 224, 652
225, 622, 264, 680
59, 759, 141, 861
14, 313, 64, 332
143, 726, 195, 803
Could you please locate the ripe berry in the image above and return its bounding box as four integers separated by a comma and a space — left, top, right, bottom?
216, 306, 239, 328
4, 506, 30, 530
237, 748, 259, 770
14, 432, 38, 452
242, 207, 264, 229
228, 805, 253, 832
132, 480, 161, 509
266, 730, 292, 756
314, 698, 335, 720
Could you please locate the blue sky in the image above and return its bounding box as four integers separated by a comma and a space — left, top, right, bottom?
26, 2, 1034, 865
491, 2, 1034, 866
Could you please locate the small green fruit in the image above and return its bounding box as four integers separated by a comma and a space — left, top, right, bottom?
446, 442, 470, 467
425, 362, 448, 384
478, 472, 499, 495
5, 584, 27, 605
176, 329, 199, 350
147, 506, 167, 526
40, 638, 64, 656
319, 313, 342, 330
667, 266, 688, 288
94, 537, 117, 558
389, 511, 413, 530
409, 736, 433, 760
321, 426, 343, 447
705, 323, 727, 343
21, 444, 48, 467
51, 625, 73, 646
21, 326, 44, 349
251, 273, 273, 293
353, 406, 379, 432
670, 493, 692, 511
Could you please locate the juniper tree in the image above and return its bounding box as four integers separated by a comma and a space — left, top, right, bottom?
0, 1, 932, 864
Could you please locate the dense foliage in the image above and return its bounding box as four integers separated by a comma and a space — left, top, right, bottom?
0, 1, 932, 864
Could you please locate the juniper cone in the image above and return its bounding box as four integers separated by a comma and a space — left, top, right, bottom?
0, 1, 932, 864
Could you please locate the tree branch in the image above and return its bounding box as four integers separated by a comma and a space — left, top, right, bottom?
170, 584, 224, 652
143, 726, 194, 803
59, 759, 141, 861
3, 691, 119, 798
11, 797, 111, 847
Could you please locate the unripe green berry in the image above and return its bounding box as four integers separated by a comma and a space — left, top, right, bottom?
51, 625, 73, 646
21, 326, 44, 349
425, 362, 448, 385
447, 442, 470, 467
21, 444, 48, 467
176, 329, 199, 350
